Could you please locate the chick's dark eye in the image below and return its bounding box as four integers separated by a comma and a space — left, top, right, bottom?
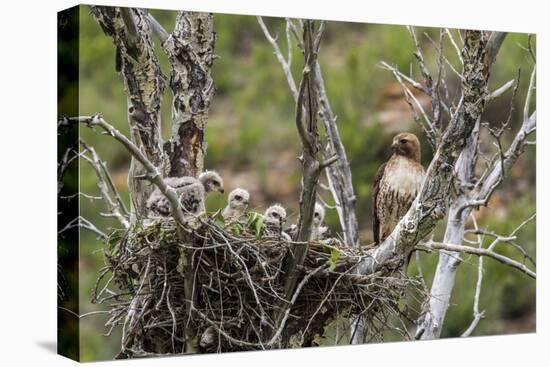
272, 213, 279, 218
314, 213, 319, 218
234, 195, 242, 201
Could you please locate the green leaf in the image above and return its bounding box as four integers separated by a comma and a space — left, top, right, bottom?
246, 212, 259, 226
243, 212, 265, 238
255, 216, 265, 239
106, 229, 124, 253
328, 247, 341, 271
212, 209, 225, 227
231, 222, 243, 236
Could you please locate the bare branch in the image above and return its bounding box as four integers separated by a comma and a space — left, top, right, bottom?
523, 65, 536, 124
146, 13, 169, 43
418, 241, 535, 279
380, 61, 437, 148
272, 19, 326, 343
486, 32, 508, 67
257, 17, 299, 100
80, 140, 130, 229
471, 111, 536, 207
408, 26, 433, 92
59, 216, 108, 241
415, 30, 529, 341
98, 159, 130, 216
461, 215, 485, 337
527, 34, 536, 63
60, 115, 187, 227
423, 32, 464, 83
445, 28, 463, 64
314, 62, 359, 246
259, 17, 359, 247
57, 142, 79, 194
487, 79, 515, 101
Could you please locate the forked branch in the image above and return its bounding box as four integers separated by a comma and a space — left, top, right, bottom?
258, 16, 359, 246
59, 115, 186, 227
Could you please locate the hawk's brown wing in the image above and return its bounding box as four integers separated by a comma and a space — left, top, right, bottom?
372, 162, 386, 245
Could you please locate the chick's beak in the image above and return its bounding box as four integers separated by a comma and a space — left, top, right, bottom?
220, 188, 225, 194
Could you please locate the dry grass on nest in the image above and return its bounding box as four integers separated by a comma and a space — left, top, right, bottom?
92, 213, 422, 357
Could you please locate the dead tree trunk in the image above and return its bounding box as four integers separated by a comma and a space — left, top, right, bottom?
414, 31, 500, 339
416, 123, 480, 339
92, 7, 166, 219
91, 7, 216, 355
270, 20, 342, 345
162, 12, 215, 177
258, 17, 359, 247
417, 62, 537, 339
271, 20, 322, 343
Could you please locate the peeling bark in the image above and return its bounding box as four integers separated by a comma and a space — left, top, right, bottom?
416, 32, 519, 340
418, 111, 536, 339
417, 127, 478, 339
91, 6, 166, 218
162, 12, 215, 178
158, 12, 216, 351
90, 8, 217, 354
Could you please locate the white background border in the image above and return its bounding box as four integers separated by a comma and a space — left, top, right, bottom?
0, 0, 544, 366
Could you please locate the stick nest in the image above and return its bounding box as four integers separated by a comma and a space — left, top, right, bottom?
93, 214, 421, 358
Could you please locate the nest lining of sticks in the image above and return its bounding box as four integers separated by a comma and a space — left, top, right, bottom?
93, 213, 421, 357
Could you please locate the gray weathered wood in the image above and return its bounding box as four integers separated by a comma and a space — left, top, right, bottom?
91, 6, 166, 218
416, 33, 538, 340
258, 17, 359, 247
162, 12, 215, 178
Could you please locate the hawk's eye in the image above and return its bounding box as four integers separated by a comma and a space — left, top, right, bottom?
400, 139, 408, 144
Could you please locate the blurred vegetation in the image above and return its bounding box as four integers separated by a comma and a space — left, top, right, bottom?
72, 5, 536, 361
58, 6, 80, 360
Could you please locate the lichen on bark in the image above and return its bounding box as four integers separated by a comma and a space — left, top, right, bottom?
162, 12, 215, 178
91, 6, 167, 218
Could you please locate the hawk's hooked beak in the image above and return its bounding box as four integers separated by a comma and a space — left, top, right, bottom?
391, 141, 399, 151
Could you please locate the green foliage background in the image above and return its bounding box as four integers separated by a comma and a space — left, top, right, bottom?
73, 6, 536, 361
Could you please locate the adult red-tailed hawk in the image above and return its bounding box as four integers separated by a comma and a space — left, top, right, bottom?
373, 132, 425, 245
